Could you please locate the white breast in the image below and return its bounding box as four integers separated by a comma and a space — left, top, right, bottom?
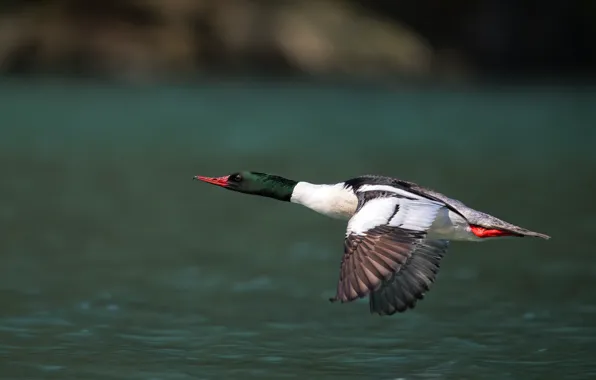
290, 182, 357, 220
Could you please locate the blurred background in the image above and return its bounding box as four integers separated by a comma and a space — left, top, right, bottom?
0, 1, 595, 379
0, 0, 595, 81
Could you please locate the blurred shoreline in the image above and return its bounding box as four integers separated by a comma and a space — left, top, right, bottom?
1, 0, 594, 84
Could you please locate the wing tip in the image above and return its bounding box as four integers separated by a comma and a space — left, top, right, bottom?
514, 229, 551, 240
369, 299, 417, 316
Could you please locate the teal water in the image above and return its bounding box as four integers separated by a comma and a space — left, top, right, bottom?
0, 80, 595, 379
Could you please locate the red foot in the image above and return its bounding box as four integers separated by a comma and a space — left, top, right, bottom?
470, 225, 515, 238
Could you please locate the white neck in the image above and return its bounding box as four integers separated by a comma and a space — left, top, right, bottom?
290, 182, 358, 220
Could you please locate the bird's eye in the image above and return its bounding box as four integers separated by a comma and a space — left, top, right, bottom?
230, 174, 242, 182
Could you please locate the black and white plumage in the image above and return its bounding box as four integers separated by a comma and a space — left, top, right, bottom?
297, 175, 550, 315
329, 184, 450, 314
194, 172, 550, 316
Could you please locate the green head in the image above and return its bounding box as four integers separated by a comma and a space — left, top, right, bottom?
193, 171, 297, 202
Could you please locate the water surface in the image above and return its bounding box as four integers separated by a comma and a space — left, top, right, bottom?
0, 80, 594, 379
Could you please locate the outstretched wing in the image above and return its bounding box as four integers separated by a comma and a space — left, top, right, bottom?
330, 189, 450, 314
369, 238, 449, 315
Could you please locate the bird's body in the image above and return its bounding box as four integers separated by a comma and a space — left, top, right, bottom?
194, 171, 550, 315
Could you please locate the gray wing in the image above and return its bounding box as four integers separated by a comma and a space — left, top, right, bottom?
330, 191, 451, 313
394, 179, 550, 239
369, 238, 449, 315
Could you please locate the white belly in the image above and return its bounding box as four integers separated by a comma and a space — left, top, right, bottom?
427, 208, 480, 241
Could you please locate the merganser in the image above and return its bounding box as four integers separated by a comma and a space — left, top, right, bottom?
193, 171, 550, 315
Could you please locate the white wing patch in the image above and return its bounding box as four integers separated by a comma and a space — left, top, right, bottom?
389, 198, 445, 231
347, 197, 399, 236
347, 196, 445, 237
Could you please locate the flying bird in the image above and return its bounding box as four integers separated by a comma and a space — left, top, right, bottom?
194, 171, 550, 315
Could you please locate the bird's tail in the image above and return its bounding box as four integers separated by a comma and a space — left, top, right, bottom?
470, 224, 551, 240
513, 228, 551, 240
